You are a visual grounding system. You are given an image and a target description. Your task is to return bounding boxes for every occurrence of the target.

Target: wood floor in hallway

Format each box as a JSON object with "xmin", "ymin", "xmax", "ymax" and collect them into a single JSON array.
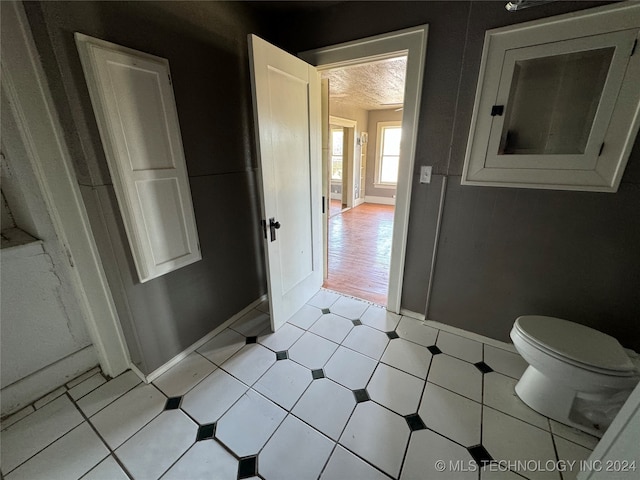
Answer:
[{"xmin": 323, "ymin": 202, "xmax": 395, "ymax": 305}]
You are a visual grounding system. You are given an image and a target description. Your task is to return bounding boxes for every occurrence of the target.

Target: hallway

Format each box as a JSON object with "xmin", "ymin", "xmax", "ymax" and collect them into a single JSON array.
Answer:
[{"xmin": 324, "ymin": 203, "xmax": 395, "ymax": 305}]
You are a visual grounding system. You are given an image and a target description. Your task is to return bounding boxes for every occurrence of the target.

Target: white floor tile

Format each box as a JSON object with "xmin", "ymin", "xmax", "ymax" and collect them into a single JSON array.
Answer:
[
  {"xmin": 342, "ymin": 325, "xmax": 389, "ymax": 360},
  {"xmin": 367, "ymin": 363, "xmax": 424, "ymax": 415},
  {"xmin": 115, "ymin": 410, "xmax": 196, "ymax": 480},
  {"xmin": 396, "ymin": 317, "xmax": 439, "ymax": 347},
  {"xmin": 181, "ymin": 368, "xmax": 247, "ymax": 424},
  {"xmin": 437, "ymin": 331, "xmax": 484, "ymax": 364},
  {"xmin": 254, "ymin": 360, "xmax": 312, "ymax": 410},
  {"xmin": 69, "ymin": 373, "xmax": 106, "ymax": 400},
  {"xmin": 197, "ymin": 328, "xmax": 245, "ymax": 366},
  {"xmin": 483, "ymin": 407, "xmax": 560, "ymax": 480},
  {"xmin": 329, "ymin": 296, "xmax": 369, "ymax": 320},
  {"xmin": 163, "ymin": 440, "xmax": 237, "ymax": 480},
  {"xmin": 1, "ymin": 395, "xmax": 83, "ymax": 473},
  {"xmin": 287, "ymin": 304, "xmax": 323, "ymax": 330},
  {"xmin": 309, "ymin": 313, "xmax": 354, "ymax": 343},
  {"xmin": 484, "ymin": 372, "xmax": 549, "ymax": 430},
  {"xmin": 230, "ymin": 308, "xmax": 270, "ymax": 336},
  {"xmin": 419, "ymin": 382, "xmax": 481, "ymax": 447},
  {"xmin": 77, "ymin": 370, "xmax": 141, "ymax": 417},
  {"xmin": 90, "ymin": 383, "xmax": 165, "ymax": 449},
  {"xmin": 360, "ymin": 305, "xmax": 401, "ymax": 332},
  {"xmin": 221, "ymin": 344, "xmax": 276, "ymax": 385},
  {"xmin": 81, "ymin": 456, "xmax": 128, "ymax": 480},
  {"xmin": 554, "ymin": 437, "xmax": 592, "ymax": 480},
  {"xmin": 321, "ymin": 445, "xmax": 390, "ymax": 480},
  {"xmin": 1, "ymin": 405, "xmax": 35, "ymax": 430},
  {"xmin": 549, "ymin": 420, "xmax": 599, "ymax": 450},
  {"xmin": 292, "ymin": 378, "xmax": 355, "ymax": 440},
  {"xmin": 428, "ymin": 354, "xmax": 483, "ymax": 402},
  {"xmin": 67, "ymin": 367, "xmax": 101, "ymax": 389},
  {"xmin": 401, "ymin": 429, "xmax": 477, "ymax": 480},
  {"xmin": 5, "ymin": 423, "xmax": 108, "ymax": 480},
  {"xmin": 324, "ymin": 346, "xmax": 377, "ymax": 390},
  {"xmin": 381, "ymin": 338, "xmax": 432, "ymax": 379},
  {"xmin": 260, "ymin": 415, "xmax": 334, "ymax": 480},
  {"xmin": 481, "ymin": 468, "xmax": 526, "ymax": 480},
  {"xmin": 153, "ymin": 352, "xmax": 216, "ymax": 397},
  {"xmin": 308, "ymin": 289, "xmax": 341, "ymax": 309},
  {"xmin": 484, "ymin": 345, "xmax": 528, "ymax": 379},
  {"xmin": 216, "ymin": 389, "xmax": 286, "ymax": 457},
  {"xmin": 288, "ymin": 331, "xmax": 338, "ymax": 369},
  {"xmin": 339, "ymin": 401, "xmax": 410, "ymax": 478},
  {"xmin": 259, "ymin": 323, "xmax": 305, "ymax": 352},
  {"xmin": 33, "ymin": 387, "xmax": 67, "ymax": 409}
]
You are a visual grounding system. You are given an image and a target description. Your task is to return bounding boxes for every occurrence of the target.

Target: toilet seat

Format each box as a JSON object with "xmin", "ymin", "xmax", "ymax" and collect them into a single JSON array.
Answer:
[{"xmin": 514, "ymin": 316, "xmax": 637, "ymax": 376}]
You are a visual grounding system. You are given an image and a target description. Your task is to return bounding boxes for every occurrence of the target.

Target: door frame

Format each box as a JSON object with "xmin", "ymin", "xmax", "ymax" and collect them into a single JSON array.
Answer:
[
  {"xmin": 301, "ymin": 25, "xmax": 428, "ymax": 313},
  {"xmin": 1, "ymin": 1, "xmax": 130, "ymax": 377},
  {"xmin": 329, "ymin": 115, "xmax": 358, "ymax": 209}
]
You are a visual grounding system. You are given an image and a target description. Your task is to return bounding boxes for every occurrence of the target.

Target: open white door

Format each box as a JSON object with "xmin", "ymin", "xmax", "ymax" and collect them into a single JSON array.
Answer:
[{"xmin": 248, "ymin": 35, "xmax": 323, "ymax": 331}]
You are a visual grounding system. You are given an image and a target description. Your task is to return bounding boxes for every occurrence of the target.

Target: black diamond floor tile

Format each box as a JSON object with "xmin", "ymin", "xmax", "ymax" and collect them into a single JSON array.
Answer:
[
  {"xmin": 386, "ymin": 331, "xmax": 399, "ymax": 339},
  {"xmin": 276, "ymin": 350, "xmax": 289, "ymax": 361},
  {"xmin": 164, "ymin": 396, "xmax": 182, "ymax": 410},
  {"xmin": 353, "ymin": 389, "xmax": 370, "ymax": 403},
  {"xmin": 427, "ymin": 345, "xmax": 442, "ymax": 355},
  {"xmin": 352, "ymin": 319, "xmax": 362, "ymax": 326},
  {"xmin": 405, "ymin": 413, "xmax": 427, "ymax": 431},
  {"xmin": 467, "ymin": 444, "xmax": 493, "ymax": 467},
  {"xmin": 312, "ymin": 369, "xmax": 325, "ymax": 380},
  {"xmin": 238, "ymin": 456, "xmax": 258, "ymax": 479},
  {"xmin": 322, "ymin": 308, "xmax": 331, "ymax": 314},
  {"xmin": 196, "ymin": 423, "xmax": 216, "ymax": 441},
  {"xmin": 246, "ymin": 336, "xmax": 257, "ymax": 344},
  {"xmin": 474, "ymin": 361, "xmax": 493, "ymax": 374}
]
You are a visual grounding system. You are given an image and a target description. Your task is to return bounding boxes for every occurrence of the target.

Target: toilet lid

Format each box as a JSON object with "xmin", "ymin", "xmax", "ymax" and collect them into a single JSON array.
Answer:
[{"xmin": 515, "ymin": 316, "xmax": 635, "ymax": 373}]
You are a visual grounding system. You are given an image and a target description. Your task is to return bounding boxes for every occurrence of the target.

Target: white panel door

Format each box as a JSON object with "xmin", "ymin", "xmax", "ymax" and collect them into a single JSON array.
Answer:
[
  {"xmin": 249, "ymin": 35, "xmax": 322, "ymax": 331},
  {"xmin": 75, "ymin": 34, "xmax": 201, "ymax": 282}
]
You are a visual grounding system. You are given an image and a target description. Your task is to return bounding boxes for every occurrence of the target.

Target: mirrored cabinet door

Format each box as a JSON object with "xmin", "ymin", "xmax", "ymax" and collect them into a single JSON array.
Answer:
[{"xmin": 462, "ymin": 3, "xmax": 640, "ymax": 192}]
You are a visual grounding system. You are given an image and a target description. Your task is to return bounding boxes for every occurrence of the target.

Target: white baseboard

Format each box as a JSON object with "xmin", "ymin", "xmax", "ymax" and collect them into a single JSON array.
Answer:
[
  {"xmin": 1, "ymin": 345, "xmax": 98, "ymax": 417},
  {"xmin": 354, "ymin": 198, "xmax": 365, "ymax": 207},
  {"xmin": 364, "ymin": 195, "xmax": 395, "ymax": 205},
  {"xmin": 330, "ymin": 193, "xmax": 342, "ymax": 200},
  {"xmin": 140, "ymin": 295, "xmax": 268, "ymax": 383},
  {"xmin": 399, "ymin": 309, "xmax": 516, "ymax": 353}
]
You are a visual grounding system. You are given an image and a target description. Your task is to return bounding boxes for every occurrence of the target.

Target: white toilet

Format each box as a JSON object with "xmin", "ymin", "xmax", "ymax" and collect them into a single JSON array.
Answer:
[{"xmin": 510, "ymin": 315, "xmax": 640, "ymax": 437}]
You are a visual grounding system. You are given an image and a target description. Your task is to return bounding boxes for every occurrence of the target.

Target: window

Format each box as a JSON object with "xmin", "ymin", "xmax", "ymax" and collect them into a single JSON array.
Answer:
[
  {"xmin": 375, "ymin": 122, "xmax": 402, "ymax": 186},
  {"xmin": 331, "ymin": 128, "xmax": 343, "ymax": 180}
]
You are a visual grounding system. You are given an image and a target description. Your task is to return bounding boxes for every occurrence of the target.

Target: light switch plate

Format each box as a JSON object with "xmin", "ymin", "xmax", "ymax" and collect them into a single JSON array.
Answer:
[{"xmin": 420, "ymin": 166, "xmax": 432, "ymax": 184}]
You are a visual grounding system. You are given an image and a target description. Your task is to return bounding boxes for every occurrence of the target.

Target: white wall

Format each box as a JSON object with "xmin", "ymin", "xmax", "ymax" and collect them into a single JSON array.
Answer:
[{"xmin": 0, "ymin": 106, "xmax": 98, "ymax": 416}]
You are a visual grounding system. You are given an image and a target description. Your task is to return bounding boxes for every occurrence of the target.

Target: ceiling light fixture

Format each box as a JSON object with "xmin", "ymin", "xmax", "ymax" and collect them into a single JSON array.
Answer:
[{"xmin": 505, "ymin": 0, "xmax": 555, "ymax": 12}]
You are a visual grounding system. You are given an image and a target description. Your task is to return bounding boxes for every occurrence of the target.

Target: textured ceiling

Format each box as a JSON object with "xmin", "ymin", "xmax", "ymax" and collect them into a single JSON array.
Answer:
[{"xmin": 322, "ymin": 56, "xmax": 407, "ymax": 111}]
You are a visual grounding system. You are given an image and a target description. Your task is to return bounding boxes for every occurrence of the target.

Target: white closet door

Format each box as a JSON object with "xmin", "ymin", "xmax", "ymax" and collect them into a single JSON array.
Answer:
[{"xmin": 76, "ymin": 34, "xmax": 201, "ymax": 282}]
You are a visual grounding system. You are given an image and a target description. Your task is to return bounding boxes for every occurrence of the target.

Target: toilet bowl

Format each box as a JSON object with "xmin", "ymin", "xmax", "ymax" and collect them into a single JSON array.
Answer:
[{"xmin": 510, "ymin": 315, "xmax": 640, "ymax": 437}]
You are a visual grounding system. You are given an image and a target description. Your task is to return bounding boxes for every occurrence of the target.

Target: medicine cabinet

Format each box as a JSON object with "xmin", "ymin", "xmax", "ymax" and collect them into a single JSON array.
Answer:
[{"xmin": 462, "ymin": 3, "xmax": 640, "ymax": 192}]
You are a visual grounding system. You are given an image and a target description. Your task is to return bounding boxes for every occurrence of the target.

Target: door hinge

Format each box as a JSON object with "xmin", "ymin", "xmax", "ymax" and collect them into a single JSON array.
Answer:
[
  {"xmin": 322, "ymin": 196, "xmax": 326, "ymax": 214},
  {"xmin": 631, "ymin": 39, "xmax": 637, "ymax": 57},
  {"xmin": 261, "ymin": 219, "xmax": 267, "ymax": 239},
  {"xmin": 599, "ymin": 142, "xmax": 605, "ymax": 157},
  {"xmin": 491, "ymin": 105, "xmax": 504, "ymax": 116},
  {"xmin": 168, "ymin": 74, "xmax": 172, "ymax": 85}
]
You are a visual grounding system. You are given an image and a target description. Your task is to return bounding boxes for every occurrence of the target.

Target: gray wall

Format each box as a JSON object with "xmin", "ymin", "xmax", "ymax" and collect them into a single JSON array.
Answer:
[
  {"xmin": 26, "ymin": 1, "xmax": 268, "ymax": 373},
  {"xmin": 272, "ymin": 1, "xmax": 640, "ymax": 350}
]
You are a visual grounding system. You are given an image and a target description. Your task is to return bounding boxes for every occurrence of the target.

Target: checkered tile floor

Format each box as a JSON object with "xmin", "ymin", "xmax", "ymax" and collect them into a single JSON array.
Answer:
[{"xmin": 0, "ymin": 290, "xmax": 599, "ymax": 480}]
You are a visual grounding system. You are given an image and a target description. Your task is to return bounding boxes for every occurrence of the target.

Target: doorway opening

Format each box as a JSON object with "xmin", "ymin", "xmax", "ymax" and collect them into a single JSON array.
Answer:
[{"xmin": 321, "ymin": 56, "xmax": 407, "ymax": 306}]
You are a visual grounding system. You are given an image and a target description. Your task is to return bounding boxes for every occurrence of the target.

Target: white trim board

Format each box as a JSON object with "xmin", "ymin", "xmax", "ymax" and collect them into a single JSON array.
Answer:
[
  {"xmin": 301, "ymin": 25, "xmax": 429, "ymax": 314},
  {"xmin": 136, "ymin": 295, "xmax": 267, "ymax": 383},
  {"xmin": 1, "ymin": 1, "xmax": 130, "ymax": 377},
  {"xmin": 364, "ymin": 196, "xmax": 396, "ymax": 206}
]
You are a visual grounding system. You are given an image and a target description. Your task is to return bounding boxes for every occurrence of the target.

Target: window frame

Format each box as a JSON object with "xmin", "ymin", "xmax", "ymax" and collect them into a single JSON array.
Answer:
[{"xmin": 374, "ymin": 121, "xmax": 402, "ymax": 188}]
